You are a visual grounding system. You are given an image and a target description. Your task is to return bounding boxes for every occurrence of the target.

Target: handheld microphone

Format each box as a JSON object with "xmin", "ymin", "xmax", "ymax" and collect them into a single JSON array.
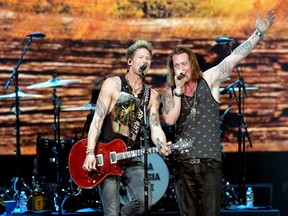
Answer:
[
  {"xmin": 26, "ymin": 32, "xmax": 46, "ymax": 39},
  {"xmin": 220, "ymin": 80, "xmax": 240, "ymax": 95},
  {"xmin": 176, "ymin": 73, "xmax": 185, "ymax": 80},
  {"xmin": 215, "ymin": 37, "xmax": 235, "ymax": 45}
]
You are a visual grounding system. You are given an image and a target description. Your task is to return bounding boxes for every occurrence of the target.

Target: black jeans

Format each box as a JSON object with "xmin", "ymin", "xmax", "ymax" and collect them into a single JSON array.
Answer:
[{"xmin": 174, "ymin": 158, "xmax": 222, "ymax": 216}]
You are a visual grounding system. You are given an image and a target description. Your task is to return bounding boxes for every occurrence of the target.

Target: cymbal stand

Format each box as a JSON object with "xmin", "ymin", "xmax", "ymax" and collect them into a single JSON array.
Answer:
[
  {"xmin": 50, "ymin": 74, "xmax": 63, "ymax": 214},
  {"xmin": 4, "ymin": 36, "xmax": 33, "ymax": 204}
]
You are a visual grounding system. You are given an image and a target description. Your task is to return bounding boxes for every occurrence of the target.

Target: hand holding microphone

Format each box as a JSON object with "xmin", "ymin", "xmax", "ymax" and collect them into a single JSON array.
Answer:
[
  {"xmin": 177, "ymin": 73, "xmax": 185, "ymax": 80},
  {"xmin": 175, "ymin": 70, "xmax": 186, "ymax": 80}
]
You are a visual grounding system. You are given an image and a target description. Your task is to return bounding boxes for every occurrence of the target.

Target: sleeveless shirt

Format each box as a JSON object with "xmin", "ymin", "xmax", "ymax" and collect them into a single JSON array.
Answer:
[
  {"xmin": 175, "ymin": 78, "xmax": 222, "ymax": 162},
  {"xmin": 98, "ymin": 75, "xmax": 149, "ymax": 151}
]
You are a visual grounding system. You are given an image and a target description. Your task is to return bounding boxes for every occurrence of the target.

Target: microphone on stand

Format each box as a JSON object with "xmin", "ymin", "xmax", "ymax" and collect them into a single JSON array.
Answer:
[
  {"xmin": 220, "ymin": 80, "xmax": 240, "ymax": 95},
  {"xmin": 138, "ymin": 63, "xmax": 148, "ymax": 78},
  {"xmin": 215, "ymin": 37, "xmax": 235, "ymax": 45},
  {"xmin": 26, "ymin": 32, "xmax": 46, "ymax": 39}
]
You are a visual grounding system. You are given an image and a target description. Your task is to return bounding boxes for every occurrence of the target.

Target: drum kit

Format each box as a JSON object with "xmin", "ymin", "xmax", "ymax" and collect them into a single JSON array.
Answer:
[{"xmin": 1, "ymin": 73, "xmax": 98, "ymax": 212}]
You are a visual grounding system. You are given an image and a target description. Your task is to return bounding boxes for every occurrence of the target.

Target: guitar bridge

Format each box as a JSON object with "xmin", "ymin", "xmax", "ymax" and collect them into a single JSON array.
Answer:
[{"xmin": 110, "ymin": 151, "xmax": 117, "ymax": 164}]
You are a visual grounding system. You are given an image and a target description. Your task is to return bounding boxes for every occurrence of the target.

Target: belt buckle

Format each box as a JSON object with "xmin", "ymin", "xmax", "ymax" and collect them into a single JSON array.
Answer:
[{"xmin": 190, "ymin": 158, "xmax": 200, "ymax": 165}]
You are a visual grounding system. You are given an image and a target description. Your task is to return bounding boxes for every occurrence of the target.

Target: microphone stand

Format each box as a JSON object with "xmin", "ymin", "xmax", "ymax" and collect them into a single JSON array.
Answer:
[
  {"xmin": 4, "ymin": 37, "xmax": 33, "ymax": 203},
  {"xmin": 50, "ymin": 73, "xmax": 63, "ymax": 215},
  {"xmin": 141, "ymin": 73, "xmax": 149, "ymax": 216},
  {"xmin": 226, "ymin": 42, "xmax": 253, "ymax": 204}
]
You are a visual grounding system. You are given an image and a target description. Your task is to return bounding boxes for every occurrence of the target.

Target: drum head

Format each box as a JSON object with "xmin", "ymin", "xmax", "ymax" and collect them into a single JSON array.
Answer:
[{"xmin": 120, "ymin": 153, "xmax": 169, "ymax": 206}]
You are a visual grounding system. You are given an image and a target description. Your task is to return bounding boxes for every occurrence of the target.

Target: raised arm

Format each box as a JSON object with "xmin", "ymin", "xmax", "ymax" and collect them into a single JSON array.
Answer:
[{"xmin": 204, "ymin": 9, "xmax": 276, "ymax": 101}]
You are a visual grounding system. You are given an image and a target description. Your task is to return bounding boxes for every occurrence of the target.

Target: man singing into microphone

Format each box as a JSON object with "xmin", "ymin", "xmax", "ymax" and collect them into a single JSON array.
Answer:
[
  {"xmin": 82, "ymin": 40, "xmax": 171, "ymax": 216},
  {"xmin": 161, "ymin": 9, "xmax": 275, "ymax": 216}
]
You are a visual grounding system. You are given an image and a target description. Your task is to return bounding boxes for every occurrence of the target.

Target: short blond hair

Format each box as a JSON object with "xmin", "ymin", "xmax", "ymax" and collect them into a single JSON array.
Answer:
[{"xmin": 126, "ymin": 40, "xmax": 154, "ymax": 60}]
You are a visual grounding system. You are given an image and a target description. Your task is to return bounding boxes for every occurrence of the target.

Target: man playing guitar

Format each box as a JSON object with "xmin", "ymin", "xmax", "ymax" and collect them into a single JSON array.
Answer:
[{"xmin": 81, "ymin": 40, "xmax": 171, "ymax": 216}]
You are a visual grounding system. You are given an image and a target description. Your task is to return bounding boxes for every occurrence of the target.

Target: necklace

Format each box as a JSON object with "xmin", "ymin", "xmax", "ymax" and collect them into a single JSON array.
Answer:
[
  {"xmin": 183, "ymin": 90, "xmax": 197, "ymax": 118},
  {"xmin": 125, "ymin": 75, "xmax": 142, "ymax": 97}
]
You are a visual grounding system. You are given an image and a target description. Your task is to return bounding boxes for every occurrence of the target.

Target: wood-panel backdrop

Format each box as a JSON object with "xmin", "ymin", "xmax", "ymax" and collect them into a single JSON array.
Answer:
[
  {"xmin": 0, "ymin": 37, "xmax": 287, "ymax": 155},
  {"xmin": 0, "ymin": 0, "xmax": 287, "ymax": 156}
]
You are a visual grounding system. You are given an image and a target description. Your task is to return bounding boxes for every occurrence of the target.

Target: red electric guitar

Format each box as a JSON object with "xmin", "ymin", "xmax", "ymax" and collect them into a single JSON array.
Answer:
[{"xmin": 68, "ymin": 138, "xmax": 192, "ymax": 188}]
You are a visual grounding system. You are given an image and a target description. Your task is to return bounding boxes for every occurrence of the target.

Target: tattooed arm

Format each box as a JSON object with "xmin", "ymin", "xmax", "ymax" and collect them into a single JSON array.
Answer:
[
  {"xmin": 149, "ymin": 89, "xmax": 171, "ymax": 156},
  {"xmin": 83, "ymin": 76, "xmax": 121, "ymax": 171},
  {"xmin": 161, "ymin": 86, "xmax": 182, "ymax": 125},
  {"xmin": 204, "ymin": 9, "xmax": 275, "ymax": 102}
]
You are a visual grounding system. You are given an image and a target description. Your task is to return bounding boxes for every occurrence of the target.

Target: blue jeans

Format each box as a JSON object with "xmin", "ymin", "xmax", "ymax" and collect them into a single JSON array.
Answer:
[
  {"xmin": 174, "ymin": 159, "xmax": 222, "ymax": 216},
  {"xmin": 98, "ymin": 160, "xmax": 151, "ymax": 216}
]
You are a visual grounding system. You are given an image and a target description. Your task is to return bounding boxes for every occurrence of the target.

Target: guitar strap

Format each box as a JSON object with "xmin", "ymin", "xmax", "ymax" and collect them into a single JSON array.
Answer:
[{"xmin": 128, "ymin": 83, "xmax": 150, "ymax": 148}]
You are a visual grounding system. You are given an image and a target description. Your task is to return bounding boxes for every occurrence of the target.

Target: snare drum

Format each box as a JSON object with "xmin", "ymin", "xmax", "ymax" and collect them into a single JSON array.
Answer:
[{"xmin": 120, "ymin": 153, "xmax": 169, "ymax": 206}]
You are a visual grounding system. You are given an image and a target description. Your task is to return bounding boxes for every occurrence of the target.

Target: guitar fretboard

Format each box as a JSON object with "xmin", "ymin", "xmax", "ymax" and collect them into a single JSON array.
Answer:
[{"xmin": 116, "ymin": 146, "xmax": 159, "ymax": 161}]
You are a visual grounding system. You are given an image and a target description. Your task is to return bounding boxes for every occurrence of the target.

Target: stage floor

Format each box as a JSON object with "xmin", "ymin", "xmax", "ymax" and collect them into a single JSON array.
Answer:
[{"xmin": 1, "ymin": 209, "xmax": 280, "ymax": 216}]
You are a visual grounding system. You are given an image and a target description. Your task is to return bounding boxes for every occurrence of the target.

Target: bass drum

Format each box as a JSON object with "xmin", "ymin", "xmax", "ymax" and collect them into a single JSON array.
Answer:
[{"xmin": 120, "ymin": 153, "xmax": 169, "ymax": 206}]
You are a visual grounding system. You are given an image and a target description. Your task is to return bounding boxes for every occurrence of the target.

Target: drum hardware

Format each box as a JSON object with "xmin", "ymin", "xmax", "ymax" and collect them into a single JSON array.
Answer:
[
  {"xmin": 61, "ymin": 181, "xmax": 102, "ymax": 212},
  {"xmin": 27, "ymin": 73, "xmax": 80, "ymax": 213}
]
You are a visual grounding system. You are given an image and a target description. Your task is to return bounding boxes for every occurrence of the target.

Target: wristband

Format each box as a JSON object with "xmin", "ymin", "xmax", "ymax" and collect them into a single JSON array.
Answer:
[
  {"xmin": 86, "ymin": 149, "xmax": 95, "ymax": 156},
  {"xmin": 173, "ymin": 89, "xmax": 183, "ymax": 97},
  {"xmin": 254, "ymin": 29, "xmax": 264, "ymax": 39}
]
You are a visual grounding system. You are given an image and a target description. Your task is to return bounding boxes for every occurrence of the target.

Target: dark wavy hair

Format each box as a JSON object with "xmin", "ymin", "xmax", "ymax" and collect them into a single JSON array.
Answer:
[{"xmin": 166, "ymin": 45, "xmax": 202, "ymax": 87}]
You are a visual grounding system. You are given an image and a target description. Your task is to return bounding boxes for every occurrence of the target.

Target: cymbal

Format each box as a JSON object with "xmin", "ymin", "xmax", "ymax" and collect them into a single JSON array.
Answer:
[
  {"xmin": 0, "ymin": 90, "xmax": 43, "ymax": 99},
  {"xmin": 27, "ymin": 78, "xmax": 80, "ymax": 89},
  {"xmin": 62, "ymin": 103, "xmax": 95, "ymax": 111}
]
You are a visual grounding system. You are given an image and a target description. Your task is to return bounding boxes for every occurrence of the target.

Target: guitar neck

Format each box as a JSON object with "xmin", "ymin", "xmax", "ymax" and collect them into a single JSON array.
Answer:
[
  {"xmin": 116, "ymin": 142, "xmax": 183, "ymax": 161},
  {"xmin": 116, "ymin": 146, "xmax": 159, "ymax": 161}
]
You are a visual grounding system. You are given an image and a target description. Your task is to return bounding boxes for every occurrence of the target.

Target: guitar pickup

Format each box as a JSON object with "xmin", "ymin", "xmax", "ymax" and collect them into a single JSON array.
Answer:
[
  {"xmin": 110, "ymin": 152, "xmax": 117, "ymax": 164},
  {"xmin": 96, "ymin": 154, "xmax": 103, "ymax": 166}
]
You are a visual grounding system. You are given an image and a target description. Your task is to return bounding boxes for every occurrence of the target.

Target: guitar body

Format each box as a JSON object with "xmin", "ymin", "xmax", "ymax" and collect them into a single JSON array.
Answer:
[{"xmin": 69, "ymin": 138, "xmax": 127, "ymax": 188}]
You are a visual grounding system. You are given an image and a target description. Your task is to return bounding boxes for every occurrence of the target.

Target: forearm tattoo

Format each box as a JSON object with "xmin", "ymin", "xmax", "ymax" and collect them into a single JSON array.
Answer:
[
  {"xmin": 95, "ymin": 98, "xmax": 106, "ymax": 119},
  {"xmin": 156, "ymin": 137, "xmax": 164, "ymax": 146},
  {"xmin": 162, "ymin": 90, "xmax": 174, "ymax": 115},
  {"xmin": 150, "ymin": 111, "xmax": 160, "ymax": 127},
  {"xmin": 92, "ymin": 98, "xmax": 107, "ymax": 141},
  {"xmin": 234, "ymin": 41, "xmax": 252, "ymax": 55}
]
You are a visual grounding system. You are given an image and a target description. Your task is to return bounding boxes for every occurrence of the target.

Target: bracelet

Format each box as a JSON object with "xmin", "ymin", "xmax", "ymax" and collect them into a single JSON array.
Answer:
[
  {"xmin": 173, "ymin": 89, "xmax": 183, "ymax": 97},
  {"xmin": 86, "ymin": 149, "xmax": 95, "ymax": 156},
  {"xmin": 254, "ymin": 29, "xmax": 264, "ymax": 39}
]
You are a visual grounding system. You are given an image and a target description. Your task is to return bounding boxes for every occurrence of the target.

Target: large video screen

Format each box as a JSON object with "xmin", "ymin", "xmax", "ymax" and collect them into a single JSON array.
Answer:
[{"xmin": 0, "ymin": 0, "xmax": 287, "ymax": 155}]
